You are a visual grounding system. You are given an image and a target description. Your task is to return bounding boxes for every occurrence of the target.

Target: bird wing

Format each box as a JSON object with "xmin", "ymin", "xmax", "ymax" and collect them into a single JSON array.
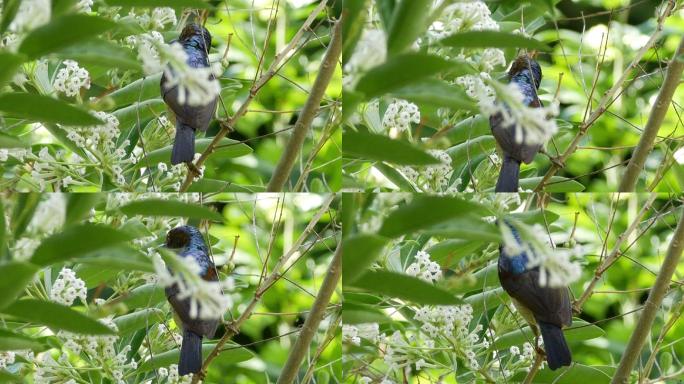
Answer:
[{"xmin": 500, "ymin": 267, "xmax": 572, "ymax": 328}]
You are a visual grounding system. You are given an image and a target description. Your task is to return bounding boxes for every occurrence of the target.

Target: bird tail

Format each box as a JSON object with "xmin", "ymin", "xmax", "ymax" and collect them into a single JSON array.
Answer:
[
  {"xmin": 179, "ymin": 328, "xmax": 203, "ymax": 376},
  {"xmin": 539, "ymin": 321, "xmax": 571, "ymax": 370},
  {"xmin": 495, "ymin": 155, "xmax": 520, "ymax": 192},
  {"xmin": 171, "ymin": 122, "xmax": 195, "ymax": 165}
]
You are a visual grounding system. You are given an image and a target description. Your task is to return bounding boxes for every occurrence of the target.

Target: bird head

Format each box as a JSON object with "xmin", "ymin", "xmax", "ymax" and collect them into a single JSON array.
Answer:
[
  {"xmin": 165, "ymin": 225, "xmax": 205, "ymax": 250},
  {"xmin": 508, "ymin": 55, "xmax": 542, "ymax": 89},
  {"xmin": 498, "ymin": 219, "xmax": 530, "ymax": 275},
  {"xmin": 179, "ymin": 23, "xmax": 212, "ymax": 52}
]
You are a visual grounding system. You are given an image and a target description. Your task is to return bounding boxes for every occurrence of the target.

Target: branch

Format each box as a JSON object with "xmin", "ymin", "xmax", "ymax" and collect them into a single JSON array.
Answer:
[
  {"xmin": 611, "ymin": 202, "xmax": 684, "ymax": 384},
  {"xmin": 573, "ymin": 193, "xmax": 658, "ymax": 313},
  {"xmin": 523, "ymin": 351, "xmax": 544, "ymax": 384},
  {"xmin": 276, "ymin": 241, "xmax": 342, "ymax": 384},
  {"xmin": 179, "ymin": 0, "xmax": 329, "ymax": 192},
  {"xmin": 619, "ymin": 34, "xmax": 684, "ymax": 191},
  {"xmin": 267, "ymin": 18, "xmax": 342, "ymax": 192},
  {"xmin": 534, "ymin": 0, "xmax": 676, "ymax": 192},
  {"xmin": 190, "ymin": 194, "xmax": 336, "ymax": 383}
]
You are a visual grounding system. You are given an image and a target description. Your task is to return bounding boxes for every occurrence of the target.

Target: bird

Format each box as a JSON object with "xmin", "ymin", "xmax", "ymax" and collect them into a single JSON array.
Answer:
[
  {"xmin": 490, "ymin": 55, "xmax": 544, "ymax": 192},
  {"xmin": 497, "ymin": 220, "xmax": 572, "ymax": 370},
  {"xmin": 164, "ymin": 225, "xmax": 220, "ymax": 376},
  {"xmin": 161, "ymin": 23, "xmax": 218, "ymax": 166}
]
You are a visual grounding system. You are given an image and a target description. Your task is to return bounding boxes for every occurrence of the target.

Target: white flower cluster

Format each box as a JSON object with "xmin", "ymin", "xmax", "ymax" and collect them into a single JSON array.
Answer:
[
  {"xmin": 127, "ymin": 31, "xmax": 165, "ymax": 74},
  {"xmin": 11, "ymin": 194, "xmax": 65, "ymax": 260},
  {"xmin": 499, "ymin": 221, "xmax": 582, "ymax": 287},
  {"xmin": 58, "ymin": 318, "xmax": 137, "ymax": 383},
  {"xmin": 157, "ymin": 364, "xmax": 193, "ymax": 383},
  {"xmin": 9, "ymin": 0, "xmax": 50, "ymax": 33},
  {"xmin": 50, "ymin": 267, "xmax": 87, "ymax": 306},
  {"xmin": 382, "ymin": 99, "xmax": 420, "ymax": 135},
  {"xmin": 76, "ymin": 0, "xmax": 93, "ymax": 13},
  {"xmin": 400, "ymin": 150, "xmax": 460, "ymax": 194},
  {"xmin": 344, "ymin": 28, "xmax": 387, "ymax": 88},
  {"xmin": 153, "ymin": 251, "xmax": 232, "ymax": 320},
  {"xmin": 405, "ymin": 250, "xmax": 442, "ymax": 282},
  {"xmin": 0, "ymin": 351, "xmax": 15, "ymax": 369},
  {"xmin": 481, "ymin": 81, "xmax": 559, "ymax": 146},
  {"xmin": 0, "ymin": 148, "xmax": 28, "ymax": 162},
  {"xmin": 130, "ymin": 7, "xmax": 177, "ymax": 30},
  {"xmin": 342, "ymin": 323, "xmax": 379, "ymax": 346},
  {"xmin": 428, "ymin": 1, "xmax": 499, "ymax": 41},
  {"xmin": 53, "ymin": 60, "xmax": 91, "ymax": 98},
  {"xmin": 34, "ymin": 353, "xmax": 79, "ymax": 384}
]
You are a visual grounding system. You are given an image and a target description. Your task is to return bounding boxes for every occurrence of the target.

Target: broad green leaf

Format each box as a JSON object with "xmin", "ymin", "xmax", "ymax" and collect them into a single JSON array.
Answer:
[
  {"xmin": 31, "ymin": 224, "xmax": 136, "ymax": 266},
  {"xmin": 427, "ymin": 239, "xmax": 484, "ymax": 266},
  {"xmin": 378, "ymin": 195, "xmax": 486, "ymax": 238},
  {"xmin": 0, "ymin": 52, "xmax": 25, "ymax": 87},
  {"xmin": 0, "ymin": 262, "xmax": 38, "ymax": 310},
  {"xmin": 118, "ymin": 199, "xmax": 224, "ymax": 221},
  {"xmin": 447, "ymin": 135, "xmax": 496, "ymax": 167},
  {"xmin": 510, "ymin": 209, "xmax": 560, "ymax": 225},
  {"xmin": 105, "ymin": 0, "xmax": 212, "ymax": 7},
  {"xmin": 373, "ymin": 162, "xmax": 419, "ymax": 192},
  {"xmin": 55, "ymin": 39, "xmax": 142, "ymax": 72},
  {"xmin": 0, "ymin": 200, "xmax": 4, "ymax": 257},
  {"xmin": 137, "ymin": 343, "xmax": 253, "ymax": 373},
  {"xmin": 112, "ymin": 99, "xmax": 166, "ymax": 131},
  {"xmin": 139, "ymin": 137, "xmax": 252, "ymax": 168},
  {"xmin": 355, "ymin": 53, "xmax": 472, "ymax": 99},
  {"xmin": 392, "ymin": 79, "xmax": 478, "ymax": 113},
  {"xmin": 492, "ymin": 319, "xmax": 604, "ymax": 351},
  {"xmin": 0, "ymin": 0, "xmax": 20, "ymax": 33},
  {"xmin": 386, "ymin": 0, "xmax": 432, "ymax": 56},
  {"xmin": 10, "ymin": 193, "xmax": 41, "ymax": 239},
  {"xmin": 123, "ymin": 283, "xmax": 166, "ymax": 309},
  {"xmin": 78, "ymin": 245, "xmax": 154, "ymax": 273},
  {"xmin": 349, "ymin": 270, "xmax": 463, "ymax": 305},
  {"xmin": 439, "ymin": 31, "xmax": 551, "ymax": 50},
  {"xmin": 187, "ymin": 179, "xmax": 266, "ymax": 193},
  {"xmin": 107, "ymin": 73, "xmax": 163, "ymax": 109},
  {"xmin": 0, "ymin": 329, "xmax": 47, "ymax": 351},
  {"xmin": 0, "ymin": 132, "xmax": 29, "ymax": 148},
  {"xmin": 19, "ymin": 15, "xmax": 117, "ymax": 59},
  {"xmin": 113, "ymin": 308, "xmax": 164, "ymax": 335},
  {"xmin": 511, "ymin": 364, "xmax": 615, "ymax": 384},
  {"xmin": 342, "ymin": 302, "xmax": 391, "ymax": 324},
  {"xmin": 464, "ymin": 287, "xmax": 507, "ymax": 312},
  {"xmin": 0, "ymin": 93, "xmax": 103, "ymax": 126},
  {"xmin": 65, "ymin": 194, "xmax": 103, "ymax": 225},
  {"xmin": 518, "ymin": 176, "xmax": 585, "ymax": 192},
  {"xmin": 343, "ymin": 234, "xmax": 389, "ymax": 284},
  {"xmin": 342, "ymin": 0, "xmax": 369, "ymax": 61},
  {"xmin": 1, "ymin": 299, "xmax": 116, "ymax": 335},
  {"xmin": 0, "ymin": 370, "xmax": 22, "ymax": 383},
  {"xmin": 422, "ymin": 214, "xmax": 501, "ymax": 242},
  {"xmin": 449, "ymin": 263, "xmax": 499, "ymax": 294},
  {"xmin": 447, "ymin": 115, "xmax": 490, "ymax": 144},
  {"xmin": 344, "ymin": 131, "xmax": 439, "ymax": 165}
]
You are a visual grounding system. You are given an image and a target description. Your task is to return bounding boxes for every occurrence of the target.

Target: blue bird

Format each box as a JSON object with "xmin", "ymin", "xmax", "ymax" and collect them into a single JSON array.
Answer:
[
  {"xmin": 161, "ymin": 23, "xmax": 218, "ymax": 166},
  {"xmin": 164, "ymin": 225, "xmax": 220, "ymax": 376},
  {"xmin": 490, "ymin": 55, "xmax": 544, "ymax": 192},
  {"xmin": 497, "ymin": 220, "xmax": 572, "ymax": 370}
]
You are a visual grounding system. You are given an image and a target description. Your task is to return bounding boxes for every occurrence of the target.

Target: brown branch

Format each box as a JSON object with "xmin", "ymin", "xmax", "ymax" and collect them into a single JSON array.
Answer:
[
  {"xmin": 276, "ymin": 241, "xmax": 342, "ymax": 384},
  {"xmin": 619, "ymin": 34, "xmax": 684, "ymax": 191},
  {"xmin": 179, "ymin": 0, "xmax": 329, "ymax": 192},
  {"xmin": 523, "ymin": 351, "xmax": 545, "ymax": 384},
  {"xmin": 534, "ymin": 0, "xmax": 676, "ymax": 192},
  {"xmin": 611, "ymin": 200, "xmax": 684, "ymax": 384}
]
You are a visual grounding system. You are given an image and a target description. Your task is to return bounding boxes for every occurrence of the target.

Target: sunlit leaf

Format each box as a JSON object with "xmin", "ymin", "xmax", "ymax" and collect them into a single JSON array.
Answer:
[
  {"xmin": 0, "ymin": 93, "xmax": 103, "ymax": 126},
  {"xmin": 349, "ymin": 270, "xmax": 463, "ymax": 305},
  {"xmin": 0, "ymin": 262, "xmax": 39, "ymax": 310},
  {"xmin": 1, "ymin": 299, "xmax": 116, "ymax": 335},
  {"xmin": 344, "ymin": 130, "xmax": 439, "ymax": 165},
  {"xmin": 343, "ymin": 234, "xmax": 389, "ymax": 284}
]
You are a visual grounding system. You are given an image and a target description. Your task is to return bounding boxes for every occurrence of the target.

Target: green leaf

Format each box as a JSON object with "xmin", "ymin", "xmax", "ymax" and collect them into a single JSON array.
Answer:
[
  {"xmin": 342, "ymin": 0, "xmax": 369, "ymax": 61},
  {"xmin": 10, "ymin": 193, "xmax": 41, "ymax": 239},
  {"xmin": 343, "ymin": 234, "xmax": 388, "ymax": 284},
  {"xmin": 65, "ymin": 194, "xmax": 103, "ymax": 226},
  {"xmin": 123, "ymin": 283, "xmax": 166, "ymax": 309},
  {"xmin": 421, "ymin": 214, "xmax": 501, "ymax": 242},
  {"xmin": 187, "ymin": 179, "xmax": 266, "ymax": 193},
  {"xmin": 0, "ymin": 131, "xmax": 29, "ymax": 148},
  {"xmin": 105, "ymin": 0, "xmax": 212, "ymax": 7},
  {"xmin": 106, "ymin": 73, "xmax": 163, "ymax": 109},
  {"xmin": 342, "ymin": 302, "xmax": 391, "ymax": 324},
  {"xmin": 386, "ymin": 0, "xmax": 432, "ymax": 56},
  {"xmin": 349, "ymin": 270, "xmax": 463, "ymax": 305},
  {"xmin": 447, "ymin": 136, "xmax": 496, "ymax": 167},
  {"xmin": 518, "ymin": 176, "xmax": 585, "ymax": 192},
  {"xmin": 0, "ymin": 93, "xmax": 103, "ymax": 126},
  {"xmin": 43, "ymin": 123, "xmax": 88, "ymax": 158},
  {"xmin": 392, "ymin": 79, "xmax": 478, "ymax": 113},
  {"xmin": 464, "ymin": 287, "xmax": 507, "ymax": 312},
  {"xmin": 449, "ymin": 263, "xmax": 499, "ymax": 294},
  {"xmin": 427, "ymin": 239, "xmax": 484, "ymax": 266},
  {"xmin": 378, "ymin": 195, "xmax": 486, "ymax": 237},
  {"xmin": 0, "ymin": 200, "xmax": 4, "ymax": 257},
  {"xmin": 0, "ymin": 0, "xmax": 20, "ymax": 33},
  {"xmin": 492, "ymin": 319, "xmax": 604, "ymax": 351},
  {"xmin": 0, "ymin": 299, "xmax": 116, "ymax": 335},
  {"xmin": 55, "ymin": 38, "xmax": 142, "ymax": 72},
  {"xmin": 112, "ymin": 99, "xmax": 166, "ymax": 131},
  {"xmin": 0, "ymin": 329, "xmax": 46, "ymax": 351},
  {"xmin": 0, "ymin": 262, "xmax": 38, "ymax": 310},
  {"xmin": 113, "ymin": 308, "xmax": 164, "ymax": 335},
  {"xmin": 344, "ymin": 130, "xmax": 439, "ymax": 165},
  {"xmin": 355, "ymin": 53, "xmax": 471, "ymax": 99},
  {"xmin": 118, "ymin": 199, "xmax": 223, "ymax": 221},
  {"xmin": 373, "ymin": 162, "xmax": 418, "ymax": 192},
  {"xmin": 439, "ymin": 31, "xmax": 550, "ymax": 51},
  {"xmin": 78, "ymin": 245, "xmax": 154, "ymax": 273},
  {"xmin": 139, "ymin": 137, "xmax": 252, "ymax": 168},
  {"xmin": 510, "ymin": 364, "xmax": 615, "ymax": 384},
  {"xmin": 0, "ymin": 52, "xmax": 25, "ymax": 87},
  {"xmin": 31, "ymin": 224, "xmax": 135, "ymax": 266},
  {"xmin": 137, "ymin": 343, "xmax": 253, "ymax": 373},
  {"xmin": 19, "ymin": 15, "xmax": 117, "ymax": 59}
]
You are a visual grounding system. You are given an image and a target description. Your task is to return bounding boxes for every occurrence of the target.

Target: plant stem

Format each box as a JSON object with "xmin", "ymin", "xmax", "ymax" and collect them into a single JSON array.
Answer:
[
  {"xmin": 619, "ymin": 34, "xmax": 684, "ymax": 191},
  {"xmin": 523, "ymin": 351, "xmax": 544, "ymax": 384},
  {"xmin": 266, "ymin": 18, "xmax": 342, "ymax": 192},
  {"xmin": 611, "ymin": 203, "xmax": 684, "ymax": 384},
  {"xmin": 277, "ymin": 242, "xmax": 342, "ymax": 384}
]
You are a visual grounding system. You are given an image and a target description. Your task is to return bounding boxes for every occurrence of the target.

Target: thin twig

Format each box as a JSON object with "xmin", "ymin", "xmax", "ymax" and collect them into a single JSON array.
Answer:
[{"xmin": 522, "ymin": 351, "xmax": 544, "ymax": 384}]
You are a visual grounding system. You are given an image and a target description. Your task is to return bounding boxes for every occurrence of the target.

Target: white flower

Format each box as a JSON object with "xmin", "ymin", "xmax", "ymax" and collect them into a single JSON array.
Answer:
[
  {"xmin": 151, "ymin": 7, "xmax": 177, "ymax": 30},
  {"xmin": 50, "ymin": 267, "xmax": 87, "ymax": 306},
  {"xmin": 28, "ymin": 193, "xmax": 66, "ymax": 235},
  {"xmin": 382, "ymin": 99, "xmax": 420, "ymax": 134},
  {"xmin": 161, "ymin": 43, "xmax": 221, "ymax": 107},
  {"xmin": 9, "ymin": 0, "xmax": 50, "ymax": 33},
  {"xmin": 0, "ymin": 351, "xmax": 15, "ymax": 369},
  {"xmin": 53, "ymin": 60, "xmax": 91, "ymax": 97},
  {"xmin": 342, "ymin": 324, "xmax": 361, "ymax": 346},
  {"xmin": 428, "ymin": 1, "xmax": 499, "ymax": 41},
  {"xmin": 405, "ymin": 250, "xmax": 442, "ymax": 283},
  {"xmin": 344, "ymin": 28, "xmax": 387, "ymax": 88},
  {"xmin": 77, "ymin": 0, "xmax": 93, "ymax": 12}
]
